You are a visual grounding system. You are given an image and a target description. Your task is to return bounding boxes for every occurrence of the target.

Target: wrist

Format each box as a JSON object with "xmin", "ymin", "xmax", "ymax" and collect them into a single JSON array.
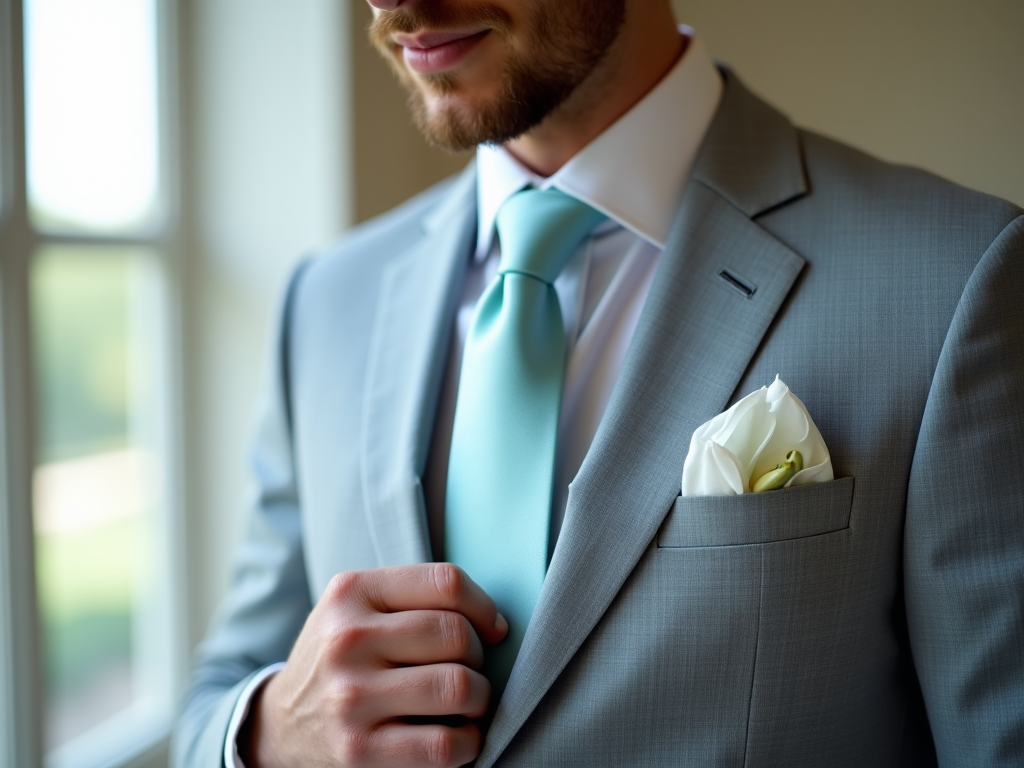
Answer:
[{"xmin": 236, "ymin": 669, "xmax": 284, "ymax": 768}]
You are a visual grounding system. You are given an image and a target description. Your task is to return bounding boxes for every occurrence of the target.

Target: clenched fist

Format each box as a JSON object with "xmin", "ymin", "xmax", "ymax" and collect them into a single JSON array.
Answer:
[{"xmin": 240, "ymin": 563, "xmax": 508, "ymax": 768}]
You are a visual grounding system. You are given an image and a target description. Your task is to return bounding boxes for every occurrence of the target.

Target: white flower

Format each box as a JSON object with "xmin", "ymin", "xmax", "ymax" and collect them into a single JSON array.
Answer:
[{"xmin": 681, "ymin": 376, "xmax": 833, "ymax": 496}]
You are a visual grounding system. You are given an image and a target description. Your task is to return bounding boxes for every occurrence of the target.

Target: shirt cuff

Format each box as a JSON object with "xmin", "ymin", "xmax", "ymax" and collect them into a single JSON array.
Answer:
[{"xmin": 223, "ymin": 662, "xmax": 286, "ymax": 768}]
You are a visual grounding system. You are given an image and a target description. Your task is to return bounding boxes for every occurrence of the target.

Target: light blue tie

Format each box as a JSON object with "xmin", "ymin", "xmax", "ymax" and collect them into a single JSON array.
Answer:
[{"xmin": 445, "ymin": 188, "xmax": 605, "ymax": 698}]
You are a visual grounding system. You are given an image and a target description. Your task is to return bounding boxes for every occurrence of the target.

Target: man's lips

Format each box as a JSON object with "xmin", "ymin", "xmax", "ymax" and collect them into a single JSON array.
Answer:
[{"xmin": 396, "ymin": 28, "xmax": 491, "ymax": 75}]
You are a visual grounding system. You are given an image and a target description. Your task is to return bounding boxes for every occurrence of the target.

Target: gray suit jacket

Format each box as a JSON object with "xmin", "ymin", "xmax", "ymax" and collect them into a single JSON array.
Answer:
[{"xmin": 173, "ymin": 70, "xmax": 1024, "ymax": 766}]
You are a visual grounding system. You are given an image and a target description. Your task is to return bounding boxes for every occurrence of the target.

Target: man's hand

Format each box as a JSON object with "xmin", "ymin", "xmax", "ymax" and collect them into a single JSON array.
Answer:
[{"xmin": 241, "ymin": 563, "xmax": 508, "ymax": 768}]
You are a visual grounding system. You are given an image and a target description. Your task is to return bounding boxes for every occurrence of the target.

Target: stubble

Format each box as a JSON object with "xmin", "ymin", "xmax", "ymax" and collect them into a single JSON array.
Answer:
[{"xmin": 368, "ymin": 0, "xmax": 626, "ymax": 152}]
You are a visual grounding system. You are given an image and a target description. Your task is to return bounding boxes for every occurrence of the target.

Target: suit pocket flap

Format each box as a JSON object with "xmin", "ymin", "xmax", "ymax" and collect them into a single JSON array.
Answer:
[{"xmin": 658, "ymin": 476, "xmax": 855, "ymax": 548}]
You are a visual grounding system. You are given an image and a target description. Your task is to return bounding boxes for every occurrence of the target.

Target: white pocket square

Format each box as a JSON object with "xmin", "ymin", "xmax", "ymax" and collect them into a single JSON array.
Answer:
[{"xmin": 681, "ymin": 375, "xmax": 833, "ymax": 496}]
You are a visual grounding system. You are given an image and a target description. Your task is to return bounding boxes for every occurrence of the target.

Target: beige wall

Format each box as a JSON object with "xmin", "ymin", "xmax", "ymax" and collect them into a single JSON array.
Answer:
[
  {"xmin": 349, "ymin": 0, "xmax": 1024, "ymax": 218},
  {"xmin": 672, "ymin": 0, "xmax": 1024, "ymax": 207}
]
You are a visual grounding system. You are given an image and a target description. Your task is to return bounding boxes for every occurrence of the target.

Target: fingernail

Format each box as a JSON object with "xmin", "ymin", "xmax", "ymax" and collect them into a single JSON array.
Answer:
[{"xmin": 495, "ymin": 612, "xmax": 508, "ymax": 633}]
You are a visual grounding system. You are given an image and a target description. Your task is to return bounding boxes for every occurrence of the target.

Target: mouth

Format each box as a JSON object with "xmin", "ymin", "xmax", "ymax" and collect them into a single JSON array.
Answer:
[{"xmin": 395, "ymin": 28, "xmax": 491, "ymax": 75}]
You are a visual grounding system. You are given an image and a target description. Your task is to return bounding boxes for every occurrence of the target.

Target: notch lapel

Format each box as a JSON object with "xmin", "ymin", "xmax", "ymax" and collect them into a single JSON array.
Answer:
[
  {"xmin": 478, "ymin": 72, "xmax": 809, "ymax": 766},
  {"xmin": 360, "ymin": 167, "xmax": 477, "ymax": 566}
]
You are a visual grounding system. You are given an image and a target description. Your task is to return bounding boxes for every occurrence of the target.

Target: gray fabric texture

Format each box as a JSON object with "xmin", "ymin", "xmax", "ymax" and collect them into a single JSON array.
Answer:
[
  {"xmin": 659, "ymin": 476, "xmax": 854, "ymax": 547},
  {"xmin": 172, "ymin": 68, "xmax": 1024, "ymax": 767}
]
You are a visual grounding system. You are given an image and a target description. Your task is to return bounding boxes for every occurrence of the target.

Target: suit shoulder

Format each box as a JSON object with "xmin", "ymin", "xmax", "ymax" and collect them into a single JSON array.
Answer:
[
  {"xmin": 301, "ymin": 167, "xmax": 470, "ymax": 286},
  {"xmin": 760, "ymin": 129, "xmax": 1022, "ymax": 280},
  {"xmin": 796, "ymin": 129, "xmax": 1022, "ymax": 236},
  {"xmin": 282, "ymin": 166, "xmax": 473, "ymax": 337}
]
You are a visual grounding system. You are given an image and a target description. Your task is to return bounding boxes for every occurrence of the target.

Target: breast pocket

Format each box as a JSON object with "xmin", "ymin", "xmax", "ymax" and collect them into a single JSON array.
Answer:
[{"xmin": 657, "ymin": 476, "xmax": 855, "ymax": 548}]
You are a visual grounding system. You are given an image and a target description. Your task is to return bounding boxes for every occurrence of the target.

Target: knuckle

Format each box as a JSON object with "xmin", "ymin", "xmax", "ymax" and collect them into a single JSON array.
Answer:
[
  {"xmin": 329, "ymin": 621, "xmax": 369, "ymax": 659},
  {"xmin": 437, "ymin": 665, "xmax": 471, "ymax": 710},
  {"xmin": 425, "ymin": 728, "xmax": 456, "ymax": 767},
  {"xmin": 338, "ymin": 729, "xmax": 371, "ymax": 766},
  {"xmin": 327, "ymin": 571, "xmax": 362, "ymax": 603},
  {"xmin": 332, "ymin": 675, "xmax": 367, "ymax": 722},
  {"xmin": 431, "ymin": 563, "xmax": 464, "ymax": 601},
  {"xmin": 438, "ymin": 612, "xmax": 472, "ymax": 658}
]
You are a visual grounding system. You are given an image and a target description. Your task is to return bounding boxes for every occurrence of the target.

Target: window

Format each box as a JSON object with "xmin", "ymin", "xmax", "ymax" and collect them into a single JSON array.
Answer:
[{"xmin": 0, "ymin": 1, "xmax": 181, "ymax": 766}]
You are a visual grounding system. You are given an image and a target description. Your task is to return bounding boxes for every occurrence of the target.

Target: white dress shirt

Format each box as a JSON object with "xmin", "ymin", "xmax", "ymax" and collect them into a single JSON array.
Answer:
[{"xmin": 227, "ymin": 30, "xmax": 722, "ymax": 768}]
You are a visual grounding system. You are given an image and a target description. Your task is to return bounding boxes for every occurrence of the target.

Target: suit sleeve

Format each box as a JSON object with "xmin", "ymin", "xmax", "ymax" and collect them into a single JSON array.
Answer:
[
  {"xmin": 170, "ymin": 260, "xmax": 315, "ymax": 768},
  {"xmin": 905, "ymin": 214, "xmax": 1024, "ymax": 765}
]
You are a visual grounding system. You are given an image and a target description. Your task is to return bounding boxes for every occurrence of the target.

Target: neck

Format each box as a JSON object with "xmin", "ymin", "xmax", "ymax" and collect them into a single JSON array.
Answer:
[{"xmin": 505, "ymin": 3, "xmax": 685, "ymax": 177}]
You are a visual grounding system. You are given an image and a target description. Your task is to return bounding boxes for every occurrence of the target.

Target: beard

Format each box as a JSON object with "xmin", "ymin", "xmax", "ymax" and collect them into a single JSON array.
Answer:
[{"xmin": 369, "ymin": 0, "xmax": 626, "ymax": 152}]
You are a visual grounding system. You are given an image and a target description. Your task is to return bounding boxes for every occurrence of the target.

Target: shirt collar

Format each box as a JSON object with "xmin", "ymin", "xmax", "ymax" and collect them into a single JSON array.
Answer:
[{"xmin": 475, "ymin": 30, "xmax": 722, "ymax": 260}]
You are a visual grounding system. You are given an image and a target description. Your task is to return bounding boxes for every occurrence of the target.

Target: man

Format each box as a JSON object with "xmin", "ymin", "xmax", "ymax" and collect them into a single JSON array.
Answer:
[{"xmin": 173, "ymin": 0, "xmax": 1024, "ymax": 765}]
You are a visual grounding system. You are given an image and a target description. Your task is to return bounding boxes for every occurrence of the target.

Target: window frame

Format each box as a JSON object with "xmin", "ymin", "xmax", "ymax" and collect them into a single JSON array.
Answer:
[{"xmin": 0, "ymin": 1, "xmax": 187, "ymax": 766}]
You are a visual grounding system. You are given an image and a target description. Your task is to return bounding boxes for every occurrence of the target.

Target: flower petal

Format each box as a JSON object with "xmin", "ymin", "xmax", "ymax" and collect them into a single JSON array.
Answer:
[{"xmin": 680, "ymin": 376, "xmax": 833, "ymax": 496}]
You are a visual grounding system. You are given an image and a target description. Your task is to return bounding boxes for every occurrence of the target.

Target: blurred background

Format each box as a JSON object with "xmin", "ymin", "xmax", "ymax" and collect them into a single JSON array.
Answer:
[{"xmin": 0, "ymin": 0, "xmax": 1020, "ymax": 766}]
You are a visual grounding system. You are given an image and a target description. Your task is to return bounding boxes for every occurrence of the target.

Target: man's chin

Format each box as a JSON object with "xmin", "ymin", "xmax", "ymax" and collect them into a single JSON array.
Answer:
[
  {"xmin": 409, "ymin": 94, "xmax": 494, "ymax": 153},
  {"xmin": 391, "ymin": 38, "xmax": 587, "ymax": 152}
]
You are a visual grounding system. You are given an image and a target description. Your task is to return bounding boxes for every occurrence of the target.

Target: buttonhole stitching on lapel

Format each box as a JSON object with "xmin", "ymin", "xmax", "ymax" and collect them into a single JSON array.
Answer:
[{"xmin": 718, "ymin": 269, "xmax": 757, "ymax": 298}]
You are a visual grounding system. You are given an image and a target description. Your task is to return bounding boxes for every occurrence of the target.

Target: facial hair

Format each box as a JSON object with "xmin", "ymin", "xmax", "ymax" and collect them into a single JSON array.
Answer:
[{"xmin": 369, "ymin": 0, "xmax": 626, "ymax": 152}]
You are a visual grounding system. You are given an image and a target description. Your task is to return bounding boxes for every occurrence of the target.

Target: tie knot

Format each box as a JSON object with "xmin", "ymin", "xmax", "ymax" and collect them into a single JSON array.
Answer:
[{"xmin": 495, "ymin": 188, "xmax": 606, "ymax": 283}]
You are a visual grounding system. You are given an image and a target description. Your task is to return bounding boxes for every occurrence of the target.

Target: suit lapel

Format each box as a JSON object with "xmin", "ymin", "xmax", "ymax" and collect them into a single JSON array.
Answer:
[
  {"xmin": 360, "ymin": 167, "xmax": 477, "ymax": 567},
  {"xmin": 478, "ymin": 72, "xmax": 809, "ymax": 766}
]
